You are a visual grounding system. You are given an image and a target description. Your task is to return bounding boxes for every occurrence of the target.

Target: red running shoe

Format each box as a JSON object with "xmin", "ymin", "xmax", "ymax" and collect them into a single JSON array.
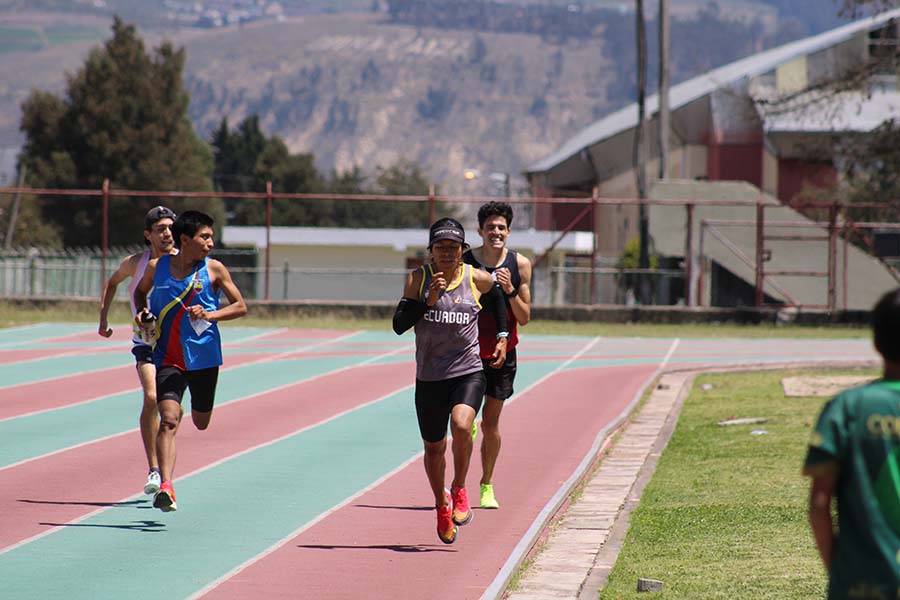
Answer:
[
  {"xmin": 436, "ymin": 491, "xmax": 457, "ymax": 544},
  {"xmin": 153, "ymin": 480, "xmax": 177, "ymax": 512},
  {"xmin": 451, "ymin": 486, "xmax": 472, "ymax": 526}
]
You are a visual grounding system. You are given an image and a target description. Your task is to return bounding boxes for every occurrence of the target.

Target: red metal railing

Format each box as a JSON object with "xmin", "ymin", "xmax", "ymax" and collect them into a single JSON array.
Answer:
[{"xmin": 2, "ymin": 181, "xmax": 899, "ymax": 308}]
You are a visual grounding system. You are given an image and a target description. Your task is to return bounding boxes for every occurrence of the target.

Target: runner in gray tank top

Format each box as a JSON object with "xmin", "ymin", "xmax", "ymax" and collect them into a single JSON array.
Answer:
[
  {"xmin": 414, "ymin": 262, "xmax": 483, "ymax": 381},
  {"xmin": 393, "ymin": 217, "xmax": 509, "ymax": 545}
]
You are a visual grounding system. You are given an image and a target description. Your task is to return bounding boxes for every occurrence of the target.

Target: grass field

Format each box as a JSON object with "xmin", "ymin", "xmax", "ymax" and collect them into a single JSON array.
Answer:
[{"xmin": 599, "ymin": 368, "xmax": 877, "ymax": 599}]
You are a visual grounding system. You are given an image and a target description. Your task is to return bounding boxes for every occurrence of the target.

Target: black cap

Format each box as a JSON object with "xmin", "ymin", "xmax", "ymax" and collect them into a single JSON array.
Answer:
[
  {"xmin": 429, "ymin": 217, "xmax": 466, "ymax": 247},
  {"xmin": 145, "ymin": 206, "xmax": 176, "ymax": 230}
]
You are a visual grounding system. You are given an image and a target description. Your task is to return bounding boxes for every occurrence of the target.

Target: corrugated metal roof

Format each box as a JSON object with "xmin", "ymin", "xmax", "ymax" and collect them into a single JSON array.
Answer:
[{"xmin": 526, "ymin": 9, "xmax": 900, "ymax": 174}]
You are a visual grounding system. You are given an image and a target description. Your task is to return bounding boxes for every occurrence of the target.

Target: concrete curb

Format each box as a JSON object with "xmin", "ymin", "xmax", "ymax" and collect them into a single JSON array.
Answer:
[{"xmin": 500, "ymin": 370, "xmax": 693, "ymax": 600}]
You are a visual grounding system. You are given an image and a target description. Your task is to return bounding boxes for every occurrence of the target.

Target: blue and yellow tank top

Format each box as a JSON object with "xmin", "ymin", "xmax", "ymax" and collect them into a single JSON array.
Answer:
[
  {"xmin": 149, "ymin": 255, "xmax": 222, "ymax": 371},
  {"xmin": 413, "ymin": 263, "xmax": 483, "ymax": 382}
]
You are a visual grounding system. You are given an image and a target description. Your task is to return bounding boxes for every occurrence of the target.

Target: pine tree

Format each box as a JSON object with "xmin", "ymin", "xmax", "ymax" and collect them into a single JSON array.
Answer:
[{"xmin": 18, "ymin": 17, "xmax": 220, "ymax": 247}]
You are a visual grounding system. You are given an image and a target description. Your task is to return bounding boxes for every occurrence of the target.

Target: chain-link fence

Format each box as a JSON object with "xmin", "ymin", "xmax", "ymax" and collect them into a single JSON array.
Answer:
[{"xmin": 3, "ymin": 184, "xmax": 900, "ymax": 309}]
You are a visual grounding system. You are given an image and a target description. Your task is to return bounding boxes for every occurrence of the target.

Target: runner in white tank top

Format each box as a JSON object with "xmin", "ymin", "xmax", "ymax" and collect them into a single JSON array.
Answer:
[{"xmin": 98, "ymin": 206, "xmax": 177, "ymax": 496}]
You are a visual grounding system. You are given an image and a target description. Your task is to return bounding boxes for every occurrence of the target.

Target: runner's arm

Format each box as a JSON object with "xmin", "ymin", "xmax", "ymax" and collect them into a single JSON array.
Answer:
[
  {"xmin": 132, "ymin": 258, "xmax": 157, "ymax": 317},
  {"xmin": 98, "ymin": 254, "xmax": 138, "ymax": 337},
  {"xmin": 474, "ymin": 269, "xmax": 508, "ymax": 367},
  {"xmin": 508, "ymin": 254, "xmax": 532, "ymax": 326},
  {"xmin": 393, "ymin": 269, "xmax": 427, "ymax": 335},
  {"xmin": 199, "ymin": 260, "xmax": 248, "ymax": 322},
  {"xmin": 808, "ymin": 471, "xmax": 837, "ymax": 570},
  {"xmin": 479, "ymin": 280, "xmax": 508, "ymax": 340}
]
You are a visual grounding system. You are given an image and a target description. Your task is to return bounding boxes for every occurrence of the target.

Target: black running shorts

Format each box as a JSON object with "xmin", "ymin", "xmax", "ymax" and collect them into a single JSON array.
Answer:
[
  {"xmin": 156, "ymin": 365, "xmax": 220, "ymax": 413},
  {"xmin": 131, "ymin": 344, "xmax": 153, "ymax": 365},
  {"xmin": 415, "ymin": 370, "xmax": 486, "ymax": 443},
  {"xmin": 482, "ymin": 347, "xmax": 517, "ymax": 401}
]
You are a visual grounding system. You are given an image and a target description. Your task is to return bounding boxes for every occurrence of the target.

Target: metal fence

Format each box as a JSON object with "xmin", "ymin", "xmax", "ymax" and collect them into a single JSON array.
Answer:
[
  {"xmin": 3, "ymin": 183, "xmax": 900, "ymax": 309},
  {"xmin": 0, "ymin": 247, "xmax": 129, "ymax": 299},
  {"xmin": 0, "ymin": 248, "xmax": 679, "ymax": 306},
  {"xmin": 0, "ymin": 246, "xmax": 260, "ymax": 300}
]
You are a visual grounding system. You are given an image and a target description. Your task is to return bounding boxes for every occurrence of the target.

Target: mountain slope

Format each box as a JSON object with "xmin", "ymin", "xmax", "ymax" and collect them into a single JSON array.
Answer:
[
  {"xmin": 178, "ymin": 13, "xmax": 613, "ymax": 192},
  {"xmin": 0, "ymin": 4, "xmax": 855, "ymax": 193}
]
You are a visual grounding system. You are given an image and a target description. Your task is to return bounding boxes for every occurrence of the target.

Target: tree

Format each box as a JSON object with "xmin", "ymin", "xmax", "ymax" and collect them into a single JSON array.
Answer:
[
  {"xmin": 836, "ymin": 119, "xmax": 900, "ymax": 222},
  {"xmin": 371, "ymin": 160, "xmax": 444, "ymax": 227},
  {"xmin": 17, "ymin": 17, "xmax": 220, "ymax": 247},
  {"xmin": 837, "ymin": 1, "xmax": 894, "ymax": 18},
  {"xmin": 211, "ymin": 115, "xmax": 268, "ymax": 194},
  {"xmin": 211, "ymin": 115, "xmax": 281, "ymax": 225},
  {"xmin": 210, "ymin": 112, "xmax": 444, "ymax": 227},
  {"xmin": 616, "ymin": 236, "xmax": 659, "ymax": 304},
  {"xmin": 258, "ymin": 137, "xmax": 325, "ymax": 226}
]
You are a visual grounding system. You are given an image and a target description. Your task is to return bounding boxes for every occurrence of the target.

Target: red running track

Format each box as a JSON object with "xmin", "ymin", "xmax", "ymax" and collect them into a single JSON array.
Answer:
[
  {"xmin": 198, "ymin": 364, "xmax": 657, "ymax": 600},
  {"xmin": 0, "ymin": 360, "xmax": 416, "ymax": 550}
]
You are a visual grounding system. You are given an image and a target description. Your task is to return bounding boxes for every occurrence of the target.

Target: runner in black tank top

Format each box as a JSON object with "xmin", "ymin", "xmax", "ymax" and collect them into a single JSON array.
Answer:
[
  {"xmin": 462, "ymin": 201, "xmax": 533, "ymax": 510},
  {"xmin": 392, "ymin": 217, "xmax": 509, "ymax": 545}
]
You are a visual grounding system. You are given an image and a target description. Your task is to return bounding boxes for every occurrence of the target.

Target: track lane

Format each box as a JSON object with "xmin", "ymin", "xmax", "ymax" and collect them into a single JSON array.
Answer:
[
  {"xmin": 0, "ymin": 360, "xmax": 416, "ymax": 552},
  {"xmin": 197, "ymin": 363, "xmax": 658, "ymax": 600}
]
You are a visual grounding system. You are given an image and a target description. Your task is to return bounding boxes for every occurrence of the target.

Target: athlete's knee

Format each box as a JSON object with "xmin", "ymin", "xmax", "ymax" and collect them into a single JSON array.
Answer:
[
  {"xmin": 423, "ymin": 439, "xmax": 446, "ymax": 456},
  {"xmin": 481, "ymin": 418, "xmax": 500, "ymax": 436},
  {"xmin": 142, "ymin": 390, "xmax": 157, "ymax": 409},
  {"xmin": 159, "ymin": 411, "xmax": 180, "ymax": 431},
  {"xmin": 481, "ymin": 397, "xmax": 503, "ymax": 430},
  {"xmin": 449, "ymin": 419, "xmax": 470, "ymax": 438},
  {"xmin": 192, "ymin": 411, "xmax": 212, "ymax": 430}
]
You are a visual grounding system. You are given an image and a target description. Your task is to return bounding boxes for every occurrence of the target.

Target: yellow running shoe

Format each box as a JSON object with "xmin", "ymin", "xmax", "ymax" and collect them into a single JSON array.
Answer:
[
  {"xmin": 471, "ymin": 420, "xmax": 478, "ymax": 441},
  {"xmin": 480, "ymin": 483, "xmax": 500, "ymax": 509}
]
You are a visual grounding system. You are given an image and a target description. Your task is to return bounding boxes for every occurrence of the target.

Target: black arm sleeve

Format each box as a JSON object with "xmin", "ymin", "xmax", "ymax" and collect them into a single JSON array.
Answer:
[
  {"xmin": 393, "ymin": 297, "xmax": 427, "ymax": 335},
  {"xmin": 482, "ymin": 283, "xmax": 508, "ymax": 336}
]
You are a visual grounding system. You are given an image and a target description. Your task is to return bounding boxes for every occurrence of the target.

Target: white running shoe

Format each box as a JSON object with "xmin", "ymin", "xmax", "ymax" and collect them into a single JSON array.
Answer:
[{"xmin": 144, "ymin": 470, "xmax": 161, "ymax": 495}]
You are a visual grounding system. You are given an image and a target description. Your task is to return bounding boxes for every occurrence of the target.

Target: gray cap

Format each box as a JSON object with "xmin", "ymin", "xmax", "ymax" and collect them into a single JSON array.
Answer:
[{"xmin": 145, "ymin": 206, "xmax": 176, "ymax": 230}]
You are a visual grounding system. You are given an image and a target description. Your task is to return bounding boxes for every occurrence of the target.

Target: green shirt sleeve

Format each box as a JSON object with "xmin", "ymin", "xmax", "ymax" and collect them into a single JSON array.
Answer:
[{"xmin": 803, "ymin": 395, "xmax": 847, "ymax": 477}]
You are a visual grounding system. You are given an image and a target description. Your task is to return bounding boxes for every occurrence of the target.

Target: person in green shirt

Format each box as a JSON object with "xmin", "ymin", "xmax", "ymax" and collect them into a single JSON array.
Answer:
[{"xmin": 805, "ymin": 287, "xmax": 900, "ymax": 599}]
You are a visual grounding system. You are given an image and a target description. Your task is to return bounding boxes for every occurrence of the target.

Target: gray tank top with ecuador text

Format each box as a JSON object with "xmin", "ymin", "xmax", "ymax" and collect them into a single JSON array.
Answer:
[{"xmin": 414, "ymin": 263, "xmax": 483, "ymax": 382}]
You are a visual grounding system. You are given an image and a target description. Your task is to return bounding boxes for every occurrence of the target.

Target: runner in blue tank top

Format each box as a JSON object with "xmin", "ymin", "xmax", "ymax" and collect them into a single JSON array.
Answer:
[
  {"xmin": 133, "ymin": 210, "xmax": 247, "ymax": 513},
  {"xmin": 393, "ymin": 217, "xmax": 509, "ymax": 544}
]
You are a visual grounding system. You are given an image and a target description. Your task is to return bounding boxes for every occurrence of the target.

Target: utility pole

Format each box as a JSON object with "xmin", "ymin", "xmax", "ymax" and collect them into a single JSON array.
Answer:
[
  {"xmin": 658, "ymin": 0, "xmax": 670, "ymax": 180},
  {"xmin": 659, "ymin": 0, "xmax": 676, "ymax": 305},
  {"xmin": 635, "ymin": 0, "xmax": 650, "ymax": 304},
  {"xmin": 4, "ymin": 165, "xmax": 26, "ymax": 249}
]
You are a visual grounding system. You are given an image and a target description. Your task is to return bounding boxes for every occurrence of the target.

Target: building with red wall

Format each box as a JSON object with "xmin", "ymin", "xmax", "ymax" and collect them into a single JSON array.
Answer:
[{"xmin": 525, "ymin": 10, "xmax": 900, "ymax": 258}]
